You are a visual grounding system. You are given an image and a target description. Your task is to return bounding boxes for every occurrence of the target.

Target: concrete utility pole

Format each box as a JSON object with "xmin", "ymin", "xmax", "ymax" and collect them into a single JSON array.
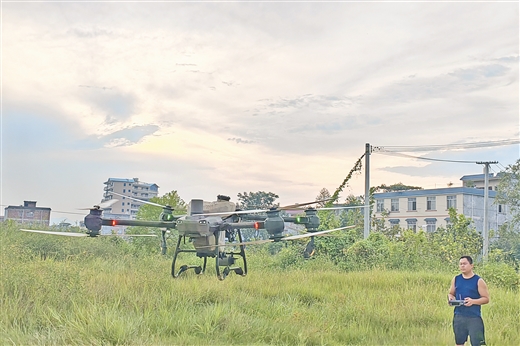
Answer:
[
  {"xmin": 364, "ymin": 143, "xmax": 371, "ymax": 239},
  {"xmin": 476, "ymin": 161, "xmax": 498, "ymax": 260}
]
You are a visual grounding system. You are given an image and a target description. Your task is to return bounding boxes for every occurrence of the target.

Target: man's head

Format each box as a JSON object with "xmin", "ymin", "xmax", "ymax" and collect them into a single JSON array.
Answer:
[{"xmin": 459, "ymin": 256, "xmax": 474, "ymax": 275}]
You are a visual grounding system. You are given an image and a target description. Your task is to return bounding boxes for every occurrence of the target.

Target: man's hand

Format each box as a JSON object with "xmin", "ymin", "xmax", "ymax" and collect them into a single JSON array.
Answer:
[
  {"xmin": 463, "ymin": 297, "xmax": 474, "ymax": 306},
  {"xmin": 447, "ymin": 294, "xmax": 456, "ymax": 306}
]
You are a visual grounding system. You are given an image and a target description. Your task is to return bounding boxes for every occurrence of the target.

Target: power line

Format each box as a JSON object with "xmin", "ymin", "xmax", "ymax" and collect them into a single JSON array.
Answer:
[
  {"xmin": 375, "ymin": 151, "xmax": 480, "ymax": 164},
  {"xmin": 372, "ymin": 138, "xmax": 520, "ymax": 153}
]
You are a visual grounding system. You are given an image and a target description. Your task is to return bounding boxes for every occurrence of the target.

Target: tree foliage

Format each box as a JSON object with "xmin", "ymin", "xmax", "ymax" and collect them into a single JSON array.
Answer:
[
  {"xmin": 373, "ymin": 182, "xmax": 423, "ymax": 193},
  {"xmin": 236, "ymin": 191, "xmax": 279, "ymax": 210},
  {"xmin": 135, "ymin": 190, "xmax": 186, "ymax": 221},
  {"xmin": 496, "ymin": 159, "xmax": 520, "ymax": 230},
  {"xmin": 426, "ymin": 208, "xmax": 483, "ymax": 263},
  {"xmin": 315, "ymin": 188, "xmax": 332, "ymax": 208}
]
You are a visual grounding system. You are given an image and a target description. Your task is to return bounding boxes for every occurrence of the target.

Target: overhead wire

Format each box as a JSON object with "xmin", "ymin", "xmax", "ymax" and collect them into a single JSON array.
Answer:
[
  {"xmin": 372, "ymin": 138, "xmax": 519, "ymax": 153},
  {"xmin": 375, "ymin": 151, "xmax": 480, "ymax": 164},
  {"xmin": 372, "ymin": 138, "xmax": 518, "ymax": 166}
]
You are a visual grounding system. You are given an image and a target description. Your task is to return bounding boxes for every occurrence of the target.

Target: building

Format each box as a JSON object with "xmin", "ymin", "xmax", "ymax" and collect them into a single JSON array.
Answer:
[
  {"xmin": 4, "ymin": 201, "xmax": 51, "ymax": 226},
  {"xmin": 460, "ymin": 173, "xmax": 504, "ymax": 191},
  {"xmin": 101, "ymin": 178, "xmax": 159, "ymax": 220},
  {"xmin": 373, "ymin": 183, "xmax": 509, "ymax": 233}
]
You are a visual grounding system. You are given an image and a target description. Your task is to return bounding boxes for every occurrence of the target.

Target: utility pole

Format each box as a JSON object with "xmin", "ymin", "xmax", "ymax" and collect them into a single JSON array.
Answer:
[
  {"xmin": 476, "ymin": 161, "xmax": 498, "ymax": 260},
  {"xmin": 364, "ymin": 143, "xmax": 371, "ymax": 239}
]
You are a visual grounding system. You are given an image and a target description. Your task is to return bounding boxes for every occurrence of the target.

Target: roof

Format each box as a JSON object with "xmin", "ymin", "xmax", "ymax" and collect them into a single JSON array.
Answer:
[
  {"xmin": 104, "ymin": 178, "xmax": 137, "ymax": 183},
  {"xmin": 373, "ymin": 187, "xmax": 496, "ymax": 198},
  {"xmin": 460, "ymin": 173, "xmax": 502, "ymax": 181},
  {"xmin": 5, "ymin": 205, "xmax": 51, "ymax": 210}
]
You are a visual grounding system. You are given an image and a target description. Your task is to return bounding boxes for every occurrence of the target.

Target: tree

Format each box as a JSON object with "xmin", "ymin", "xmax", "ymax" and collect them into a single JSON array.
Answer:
[
  {"xmin": 496, "ymin": 159, "xmax": 520, "ymax": 231},
  {"xmin": 427, "ymin": 208, "xmax": 482, "ymax": 263},
  {"xmin": 493, "ymin": 159, "xmax": 520, "ymax": 265},
  {"xmin": 315, "ymin": 188, "xmax": 332, "ymax": 207},
  {"xmin": 136, "ymin": 190, "xmax": 186, "ymax": 221},
  {"xmin": 236, "ymin": 191, "xmax": 279, "ymax": 210},
  {"xmin": 373, "ymin": 182, "xmax": 423, "ymax": 193}
]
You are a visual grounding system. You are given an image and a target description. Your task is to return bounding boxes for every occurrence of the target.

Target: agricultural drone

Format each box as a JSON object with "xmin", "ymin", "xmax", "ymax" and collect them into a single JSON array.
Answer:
[{"xmin": 20, "ymin": 193, "xmax": 355, "ymax": 280}]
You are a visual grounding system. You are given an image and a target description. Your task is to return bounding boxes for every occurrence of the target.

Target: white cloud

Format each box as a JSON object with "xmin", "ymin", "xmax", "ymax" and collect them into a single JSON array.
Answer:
[{"xmin": 2, "ymin": 2, "xmax": 518, "ymax": 224}]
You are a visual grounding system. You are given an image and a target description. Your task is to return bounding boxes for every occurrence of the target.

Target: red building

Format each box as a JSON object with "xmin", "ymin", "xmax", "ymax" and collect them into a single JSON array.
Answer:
[{"xmin": 4, "ymin": 201, "xmax": 51, "ymax": 226}]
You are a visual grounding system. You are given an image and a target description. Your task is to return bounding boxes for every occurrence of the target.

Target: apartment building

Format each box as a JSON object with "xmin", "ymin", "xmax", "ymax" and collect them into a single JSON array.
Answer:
[
  {"xmin": 460, "ymin": 173, "xmax": 503, "ymax": 191},
  {"xmin": 101, "ymin": 178, "xmax": 159, "ymax": 220},
  {"xmin": 373, "ymin": 187, "xmax": 508, "ymax": 233},
  {"xmin": 4, "ymin": 201, "xmax": 51, "ymax": 226}
]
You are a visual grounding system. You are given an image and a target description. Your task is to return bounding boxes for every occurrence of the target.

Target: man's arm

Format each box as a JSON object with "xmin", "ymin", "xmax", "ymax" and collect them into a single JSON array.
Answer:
[
  {"xmin": 448, "ymin": 277, "xmax": 456, "ymax": 303},
  {"xmin": 464, "ymin": 278, "xmax": 490, "ymax": 306}
]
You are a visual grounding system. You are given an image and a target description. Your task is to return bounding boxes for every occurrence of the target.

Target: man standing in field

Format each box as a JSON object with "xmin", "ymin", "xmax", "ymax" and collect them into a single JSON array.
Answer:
[{"xmin": 448, "ymin": 255, "xmax": 490, "ymax": 346}]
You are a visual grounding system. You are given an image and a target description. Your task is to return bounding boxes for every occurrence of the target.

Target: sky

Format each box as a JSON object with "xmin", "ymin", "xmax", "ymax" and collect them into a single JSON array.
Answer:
[{"xmin": 1, "ymin": 1, "xmax": 519, "ymax": 225}]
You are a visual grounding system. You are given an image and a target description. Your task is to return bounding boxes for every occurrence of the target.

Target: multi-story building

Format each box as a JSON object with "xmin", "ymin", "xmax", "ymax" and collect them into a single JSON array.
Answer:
[
  {"xmin": 460, "ymin": 173, "xmax": 503, "ymax": 191},
  {"xmin": 373, "ymin": 186, "xmax": 508, "ymax": 233},
  {"xmin": 4, "ymin": 201, "xmax": 51, "ymax": 226},
  {"xmin": 101, "ymin": 178, "xmax": 159, "ymax": 220}
]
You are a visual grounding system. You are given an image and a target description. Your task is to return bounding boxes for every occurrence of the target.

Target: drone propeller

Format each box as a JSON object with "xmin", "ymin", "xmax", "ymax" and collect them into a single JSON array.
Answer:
[
  {"xmin": 20, "ymin": 229, "xmax": 157, "ymax": 237},
  {"xmin": 221, "ymin": 225, "xmax": 356, "ymax": 247},
  {"xmin": 198, "ymin": 198, "xmax": 336, "ymax": 217},
  {"xmin": 316, "ymin": 205, "xmax": 367, "ymax": 211},
  {"xmin": 21, "ymin": 229, "xmax": 89, "ymax": 237},
  {"xmin": 109, "ymin": 191, "xmax": 169, "ymax": 209},
  {"xmin": 282, "ymin": 225, "xmax": 355, "ymax": 240},
  {"xmin": 278, "ymin": 198, "xmax": 334, "ymax": 210},
  {"xmin": 78, "ymin": 199, "xmax": 119, "ymax": 210}
]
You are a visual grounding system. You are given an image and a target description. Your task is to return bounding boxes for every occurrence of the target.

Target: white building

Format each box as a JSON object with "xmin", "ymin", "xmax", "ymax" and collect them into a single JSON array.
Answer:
[
  {"xmin": 101, "ymin": 177, "xmax": 159, "ymax": 220},
  {"xmin": 460, "ymin": 172, "xmax": 504, "ymax": 191},
  {"xmin": 373, "ymin": 187, "xmax": 508, "ymax": 233}
]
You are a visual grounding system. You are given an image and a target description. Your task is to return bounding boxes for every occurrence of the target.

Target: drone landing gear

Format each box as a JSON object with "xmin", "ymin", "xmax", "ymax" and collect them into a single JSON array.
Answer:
[
  {"xmin": 170, "ymin": 230, "xmax": 248, "ymax": 280},
  {"xmin": 171, "ymin": 236, "xmax": 208, "ymax": 278},
  {"xmin": 216, "ymin": 254, "xmax": 246, "ymax": 281},
  {"xmin": 215, "ymin": 229, "xmax": 248, "ymax": 281}
]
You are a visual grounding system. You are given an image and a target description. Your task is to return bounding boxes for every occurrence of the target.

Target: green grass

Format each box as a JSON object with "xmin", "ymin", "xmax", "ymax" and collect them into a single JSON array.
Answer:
[{"xmin": 1, "ymin": 225, "xmax": 518, "ymax": 345}]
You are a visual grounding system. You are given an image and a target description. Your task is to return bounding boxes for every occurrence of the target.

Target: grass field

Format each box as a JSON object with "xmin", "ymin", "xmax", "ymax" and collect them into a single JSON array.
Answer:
[{"xmin": 1, "ymin": 226, "xmax": 518, "ymax": 345}]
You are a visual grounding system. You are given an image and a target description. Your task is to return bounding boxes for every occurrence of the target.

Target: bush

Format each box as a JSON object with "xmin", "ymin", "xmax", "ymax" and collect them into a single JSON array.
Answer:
[{"xmin": 478, "ymin": 262, "xmax": 519, "ymax": 291}]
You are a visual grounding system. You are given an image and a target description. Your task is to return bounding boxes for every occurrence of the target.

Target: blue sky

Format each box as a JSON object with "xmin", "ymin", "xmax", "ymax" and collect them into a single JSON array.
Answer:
[{"xmin": 1, "ymin": 1, "xmax": 518, "ymax": 224}]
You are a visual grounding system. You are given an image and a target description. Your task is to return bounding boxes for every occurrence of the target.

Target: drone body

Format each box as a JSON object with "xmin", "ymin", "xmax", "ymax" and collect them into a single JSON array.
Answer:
[{"xmin": 20, "ymin": 193, "xmax": 355, "ymax": 280}]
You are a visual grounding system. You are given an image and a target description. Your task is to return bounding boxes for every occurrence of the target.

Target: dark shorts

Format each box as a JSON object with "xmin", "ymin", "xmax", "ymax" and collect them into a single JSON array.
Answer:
[{"xmin": 453, "ymin": 314, "xmax": 486, "ymax": 346}]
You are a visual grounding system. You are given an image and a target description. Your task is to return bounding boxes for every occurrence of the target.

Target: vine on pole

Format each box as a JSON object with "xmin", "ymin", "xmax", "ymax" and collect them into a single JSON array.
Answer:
[{"xmin": 325, "ymin": 154, "xmax": 365, "ymax": 208}]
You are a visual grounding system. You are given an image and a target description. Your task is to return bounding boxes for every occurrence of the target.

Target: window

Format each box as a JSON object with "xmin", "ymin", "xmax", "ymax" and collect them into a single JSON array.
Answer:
[
  {"xmin": 376, "ymin": 199, "xmax": 384, "ymax": 213},
  {"xmin": 408, "ymin": 198, "xmax": 417, "ymax": 211},
  {"xmin": 406, "ymin": 219, "xmax": 417, "ymax": 231},
  {"xmin": 122, "ymin": 209, "xmax": 124, "ymax": 212},
  {"xmin": 122, "ymin": 202, "xmax": 124, "ymax": 206},
  {"xmin": 389, "ymin": 219, "xmax": 400, "ymax": 227},
  {"xmin": 426, "ymin": 196, "xmax": 436, "ymax": 211},
  {"xmin": 425, "ymin": 219, "xmax": 437, "ymax": 232},
  {"xmin": 447, "ymin": 195, "xmax": 457, "ymax": 209},
  {"xmin": 391, "ymin": 198, "xmax": 399, "ymax": 212},
  {"xmin": 498, "ymin": 204, "xmax": 504, "ymax": 213},
  {"xmin": 123, "ymin": 189, "xmax": 126, "ymax": 193}
]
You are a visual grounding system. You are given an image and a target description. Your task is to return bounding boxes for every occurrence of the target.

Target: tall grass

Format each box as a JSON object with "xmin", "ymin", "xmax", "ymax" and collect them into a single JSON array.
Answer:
[{"xmin": 1, "ymin": 224, "xmax": 518, "ymax": 345}]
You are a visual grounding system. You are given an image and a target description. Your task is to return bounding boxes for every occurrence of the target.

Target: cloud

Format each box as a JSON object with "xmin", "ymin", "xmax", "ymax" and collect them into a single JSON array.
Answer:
[
  {"xmin": 1, "ymin": 2, "xmax": 518, "ymax": 224},
  {"xmin": 228, "ymin": 138, "xmax": 254, "ymax": 144}
]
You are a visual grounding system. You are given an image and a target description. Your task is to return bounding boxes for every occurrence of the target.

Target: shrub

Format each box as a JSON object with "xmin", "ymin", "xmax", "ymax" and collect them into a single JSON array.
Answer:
[{"xmin": 478, "ymin": 262, "xmax": 519, "ymax": 291}]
